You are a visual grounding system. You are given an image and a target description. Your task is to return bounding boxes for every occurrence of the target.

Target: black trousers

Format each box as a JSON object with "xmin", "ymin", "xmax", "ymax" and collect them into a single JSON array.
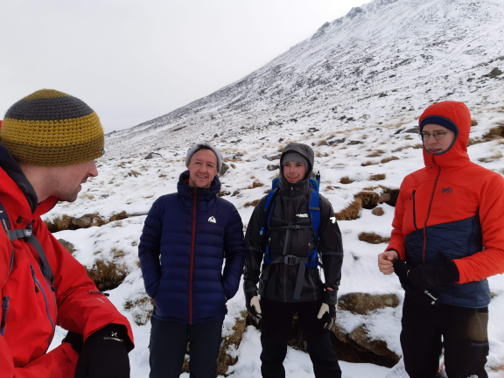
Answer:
[
  {"xmin": 149, "ymin": 315, "xmax": 224, "ymax": 378},
  {"xmin": 401, "ymin": 295, "xmax": 489, "ymax": 378},
  {"xmin": 260, "ymin": 297, "xmax": 341, "ymax": 378}
]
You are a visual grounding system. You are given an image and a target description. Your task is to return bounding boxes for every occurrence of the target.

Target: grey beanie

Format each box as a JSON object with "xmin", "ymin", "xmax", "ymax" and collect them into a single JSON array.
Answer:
[
  {"xmin": 281, "ymin": 151, "xmax": 308, "ymax": 169},
  {"xmin": 185, "ymin": 142, "xmax": 223, "ymax": 172}
]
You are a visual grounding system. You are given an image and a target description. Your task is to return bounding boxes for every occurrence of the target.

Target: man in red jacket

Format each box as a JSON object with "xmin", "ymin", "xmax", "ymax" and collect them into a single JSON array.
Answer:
[
  {"xmin": 378, "ymin": 101, "xmax": 504, "ymax": 377},
  {"xmin": 0, "ymin": 89, "xmax": 134, "ymax": 378}
]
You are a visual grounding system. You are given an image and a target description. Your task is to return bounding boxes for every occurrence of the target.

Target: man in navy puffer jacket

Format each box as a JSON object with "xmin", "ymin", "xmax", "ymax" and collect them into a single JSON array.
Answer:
[{"xmin": 139, "ymin": 143, "xmax": 246, "ymax": 378}]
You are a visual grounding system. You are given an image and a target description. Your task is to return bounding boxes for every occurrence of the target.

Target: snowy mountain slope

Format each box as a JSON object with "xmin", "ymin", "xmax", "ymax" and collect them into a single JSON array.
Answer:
[{"xmin": 44, "ymin": 0, "xmax": 504, "ymax": 376}]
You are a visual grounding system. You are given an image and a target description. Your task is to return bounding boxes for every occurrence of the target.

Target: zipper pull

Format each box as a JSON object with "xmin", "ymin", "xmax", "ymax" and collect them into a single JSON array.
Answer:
[{"xmin": 29, "ymin": 264, "xmax": 39, "ymax": 293}]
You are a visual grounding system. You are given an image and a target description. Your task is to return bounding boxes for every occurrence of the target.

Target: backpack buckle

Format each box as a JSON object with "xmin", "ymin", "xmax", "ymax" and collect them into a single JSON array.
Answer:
[{"xmin": 284, "ymin": 255, "xmax": 300, "ymax": 265}]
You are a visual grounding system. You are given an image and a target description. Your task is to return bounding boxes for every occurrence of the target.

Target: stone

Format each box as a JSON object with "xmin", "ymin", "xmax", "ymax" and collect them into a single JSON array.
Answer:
[
  {"xmin": 348, "ymin": 325, "xmax": 400, "ymax": 361},
  {"xmin": 145, "ymin": 152, "xmax": 162, "ymax": 159},
  {"xmin": 58, "ymin": 239, "xmax": 76, "ymax": 254},
  {"xmin": 219, "ymin": 163, "xmax": 229, "ymax": 176},
  {"xmin": 267, "ymin": 164, "xmax": 280, "ymax": 171},
  {"xmin": 372, "ymin": 207, "xmax": 384, "ymax": 216},
  {"xmin": 71, "ymin": 214, "xmax": 94, "ymax": 228},
  {"xmin": 338, "ymin": 293, "xmax": 400, "ymax": 315}
]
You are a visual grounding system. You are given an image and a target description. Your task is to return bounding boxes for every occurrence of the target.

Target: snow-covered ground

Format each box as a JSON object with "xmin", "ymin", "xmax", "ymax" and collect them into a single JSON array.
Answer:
[{"xmin": 46, "ymin": 0, "xmax": 504, "ymax": 376}]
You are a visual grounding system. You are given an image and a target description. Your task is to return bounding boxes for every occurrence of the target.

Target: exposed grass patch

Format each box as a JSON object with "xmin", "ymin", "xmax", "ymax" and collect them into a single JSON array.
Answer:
[
  {"xmin": 244, "ymin": 199, "xmax": 260, "ymax": 208},
  {"xmin": 86, "ymin": 259, "xmax": 128, "ymax": 291},
  {"xmin": 366, "ymin": 150, "xmax": 385, "ymax": 158},
  {"xmin": 247, "ymin": 180, "xmax": 264, "ymax": 189},
  {"xmin": 361, "ymin": 161, "xmax": 379, "ymax": 167},
  {"xmin": 340, "ymin": 176, "xmax": 354, "ymax": 184},
  {"xmin": 358, "ymin": 232, "xmax": 391, "ymax": 244},
  {"xmin": 355, "ymin": 192, "xmax": 379, "ymax": 209},
  {"xmin": 335, "ymin": 198, "xmax": 362, "ymax": 220},
  {"xmin": 123, "ymin": 296, "xmax": 154, "ymax": 326},
  {"xmin": 478, "ymin": 152, "xmax": 503, "ymax": 163},
  {"xmin": 218, "ymin": 190, "xmax": 231, "ymax": 197},
  {"xmin": 483, "ymin": 124, "xmax": 504, "ymax": 141},
  {"xmin": 370, "ymin": 174, "xmax": 386, "ymax": 181},
  {"xmin": 380, "ymin": 156, "xmax": 399, "ymax": 164}
]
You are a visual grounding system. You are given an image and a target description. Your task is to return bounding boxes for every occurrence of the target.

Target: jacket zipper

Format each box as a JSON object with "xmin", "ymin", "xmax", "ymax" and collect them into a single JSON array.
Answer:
[
  {"xmin": 412, "ymin": 190, "xmax": 418, "ymax": 230},
  {"xmin": 42, "ymin": 274, "xmax": 58, "ymax": 333},
  {"xmin": 190, "ymin": 190, "xmax": 197, "ymax": 324},
  {"xmin": 282, "ymin": 186, "xmax": 295, "ymax": 301},
  {"xmin": 422, "ymin": 157, "xmax": 442, "ymax": 264},
  {"xmin": 1, "ymin": 297, "xmax": 9, "ymax": 336},
  {"xmin": 30, "ymin": 264, "xmax": 56, "ymax": 349}
]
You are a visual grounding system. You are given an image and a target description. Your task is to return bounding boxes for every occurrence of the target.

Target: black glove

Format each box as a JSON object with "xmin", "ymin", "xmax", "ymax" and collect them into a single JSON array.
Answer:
[
  {"xmin": 317, "ymin": 285, "xmax": 337, "ymax": 330},
  {"xmin": 393, "ymin": 259, "xmax": 439, "ymax": 306},
  {"xmin": 63, "ymin": 331, "xmax": 83, "ymax": 354},
  {"xmin": 74, "ymin": 324, "xmax": 131, "ymax": 378},
  {"xmin": 245, "ymin": 292, "xmax": 262, "ymax": 324},
  {"xmin": 408, "ymin": 262, "xmax": 459, "ymax": 290}
]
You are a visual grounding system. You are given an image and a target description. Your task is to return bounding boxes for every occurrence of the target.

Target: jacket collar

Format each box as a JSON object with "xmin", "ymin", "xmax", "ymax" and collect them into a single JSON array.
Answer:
[{"xmin": 0, "ymin": 143, "xmax": 58, "ymax": 224}]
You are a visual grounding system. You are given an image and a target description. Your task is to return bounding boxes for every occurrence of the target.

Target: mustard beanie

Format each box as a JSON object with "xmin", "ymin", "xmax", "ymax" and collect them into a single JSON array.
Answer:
[{"xmin": 0, "ymin": 89, "xmax": 104, "ymax": 167}]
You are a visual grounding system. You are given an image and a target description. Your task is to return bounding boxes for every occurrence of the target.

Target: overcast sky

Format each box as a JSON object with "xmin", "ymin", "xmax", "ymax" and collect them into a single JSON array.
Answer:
[{"xmin": 1, "ymin": 0, "xmax": 367, "ymax": 132}]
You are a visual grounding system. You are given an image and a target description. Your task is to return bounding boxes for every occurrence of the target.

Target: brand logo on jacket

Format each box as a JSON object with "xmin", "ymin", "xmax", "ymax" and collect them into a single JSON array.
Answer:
[
  {"xmin": 442, "ymin": 187, "xmax": 453, "ymax": 194},
  {"xmin": 330, "ymin": 217, "xmax": 336, "ymax": 224},
  {"xmin": 208, "ymin": 216, "xmax": 216, "ymax": 223},
  {"xmin": 296, "ymin": 213, "xmax": 308, "ymax": 218}
]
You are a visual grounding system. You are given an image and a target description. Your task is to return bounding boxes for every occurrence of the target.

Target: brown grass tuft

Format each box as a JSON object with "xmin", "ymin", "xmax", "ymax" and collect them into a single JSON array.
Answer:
[
  {"xmin": 335, "ymin": 198, "xmax": 362, "ymax": 220},
  {"xmin": 340, "ymin": 176, "xmax": 354, "ymax": 184},
  {"xmin": 358, "ymin": 232, "xmax": 391, "ymax": 244},
  {"xmin": 483, "ymin": 125, "xmax": 504, "ymax": 141},
  {"xmin": 247, "ymin": 180, "xmax": 264, "ymax": 189},
  {"xmin": 86, "ymin": 259, "xmax": 128, "ymax": 291},
  {"xmin": 370, "ymin": 174, "xmax": 386, "ymax": 181},
  {"xmin": 361, "ymin": 161, "xmax": 379, "ymax": 167},
  {"xmin": 355, "ymin": 192, "xmax": 379, "ymax": 209},
  {"xmin": 380, "ymin": 156, "xmax": 399, "ymax": 164},
  {"xmin": 244, "ymin": 199, "xmax": 260, "ymax": 208},
  {"xmin": 471, "ymin": 119, "xmax": 478, "ymax": 126},
  {"xmin": 366, "ymin": 150, "xmax": 385, "ymax": 158},
  {"xmin": 109, "ymin": 211, "xmax": 129, "ymax": 222},
  {"xmin": 317, "ymin": 140, "xmax": 328, "ymax": 146},
  {"xmin": 478, "ymin": 152, "xmax": 503, "ymax": 163}
]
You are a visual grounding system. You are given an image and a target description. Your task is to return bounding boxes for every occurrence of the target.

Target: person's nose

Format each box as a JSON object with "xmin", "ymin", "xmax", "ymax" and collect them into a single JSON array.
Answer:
[{"xmin": 88, "ymin": 161, "xmax": 98, "ymax": 177}]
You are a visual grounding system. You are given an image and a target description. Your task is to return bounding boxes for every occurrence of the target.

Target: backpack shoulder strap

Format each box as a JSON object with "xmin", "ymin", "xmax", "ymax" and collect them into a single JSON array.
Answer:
[
  {"xmin": 0, "ymin": 202, "xmax": 15, "ymax": 285},
  {"xmin": 0, "ymin": 201, "xmax": 54, "ymax": 287}
]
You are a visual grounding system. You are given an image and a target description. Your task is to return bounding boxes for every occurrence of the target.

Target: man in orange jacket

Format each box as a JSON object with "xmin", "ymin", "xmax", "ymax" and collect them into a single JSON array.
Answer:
[
  {"xmin": 378, "ymin": 101, "xmax": 504, "ymax": 378},
  {"xmin": 0, "ymin": 89, "xmax": 134, "ymax": 377}
]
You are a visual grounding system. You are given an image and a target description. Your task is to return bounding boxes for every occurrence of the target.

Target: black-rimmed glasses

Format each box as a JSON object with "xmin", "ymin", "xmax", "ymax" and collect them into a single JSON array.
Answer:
[{"xmin": 418, "ymin": 131, "xmax": 448, "ymax": 141}]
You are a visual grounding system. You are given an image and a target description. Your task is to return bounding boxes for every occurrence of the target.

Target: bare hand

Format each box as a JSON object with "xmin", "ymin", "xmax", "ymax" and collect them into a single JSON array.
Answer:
[{"xmin": 378, "ymin": 250, "xmax": 399, "ymax": 275}]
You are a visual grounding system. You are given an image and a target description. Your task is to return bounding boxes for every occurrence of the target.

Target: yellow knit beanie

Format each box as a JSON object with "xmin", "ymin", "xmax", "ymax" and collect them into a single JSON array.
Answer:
[{"xmin": 0, "ymin": 89, "xmax": 104, "ymax": 166}]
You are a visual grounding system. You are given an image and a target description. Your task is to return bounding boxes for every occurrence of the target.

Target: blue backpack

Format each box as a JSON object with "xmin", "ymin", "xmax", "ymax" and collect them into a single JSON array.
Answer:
[{"xmin": 259, "ymin": 173, "xmax": 321, "ymax": 300}]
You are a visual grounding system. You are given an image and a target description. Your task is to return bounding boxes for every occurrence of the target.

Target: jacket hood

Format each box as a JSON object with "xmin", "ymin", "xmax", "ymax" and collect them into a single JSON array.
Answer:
[
  {"xmin": 419, "ymin": 101, "xmax": 471, "ymax": 169},
  {"xmin": 279, "ymin": 143, "xmax": 314, "ymax": 191}
]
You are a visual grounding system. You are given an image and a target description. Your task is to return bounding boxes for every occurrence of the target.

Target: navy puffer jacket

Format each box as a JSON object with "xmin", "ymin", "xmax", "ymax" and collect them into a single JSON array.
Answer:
[{"xmin": 139, "ymin": 171, "xmax": 245, "ymax": 324}]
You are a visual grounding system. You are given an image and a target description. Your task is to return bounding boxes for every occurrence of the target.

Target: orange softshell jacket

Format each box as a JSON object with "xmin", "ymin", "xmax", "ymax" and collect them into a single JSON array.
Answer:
[{"xmin": 387, "ymin": 101, "xmax": 504, "ymax": 307}]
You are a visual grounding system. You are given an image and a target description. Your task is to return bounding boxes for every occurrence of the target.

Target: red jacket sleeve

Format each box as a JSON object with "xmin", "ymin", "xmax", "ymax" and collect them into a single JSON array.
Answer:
[
  {"xmin": 33, "ymin": 219, "xmax": 134, "ymax": 348},
  {"xmin": 386, "ymin": 181, "xmax": 407, "ymax": 260},
  {"xmin": 0, "ymin": 338, "xmax": 78, "ymax": 378},
  {"xmin": 454, "ymin": 174, "xmax": 504, "ymax": 283}
]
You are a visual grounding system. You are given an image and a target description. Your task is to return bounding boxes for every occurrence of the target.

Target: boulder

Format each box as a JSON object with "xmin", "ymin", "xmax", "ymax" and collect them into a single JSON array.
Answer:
[{"xmin": 338, "ymin": 293, "xmax": 399, "ymax": 315}]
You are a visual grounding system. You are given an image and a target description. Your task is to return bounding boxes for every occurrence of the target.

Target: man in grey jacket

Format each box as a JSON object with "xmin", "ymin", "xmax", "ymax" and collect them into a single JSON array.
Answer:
[{"xmin": 243, "ymin": 143, "xmax": 343, "ymax": 378}]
